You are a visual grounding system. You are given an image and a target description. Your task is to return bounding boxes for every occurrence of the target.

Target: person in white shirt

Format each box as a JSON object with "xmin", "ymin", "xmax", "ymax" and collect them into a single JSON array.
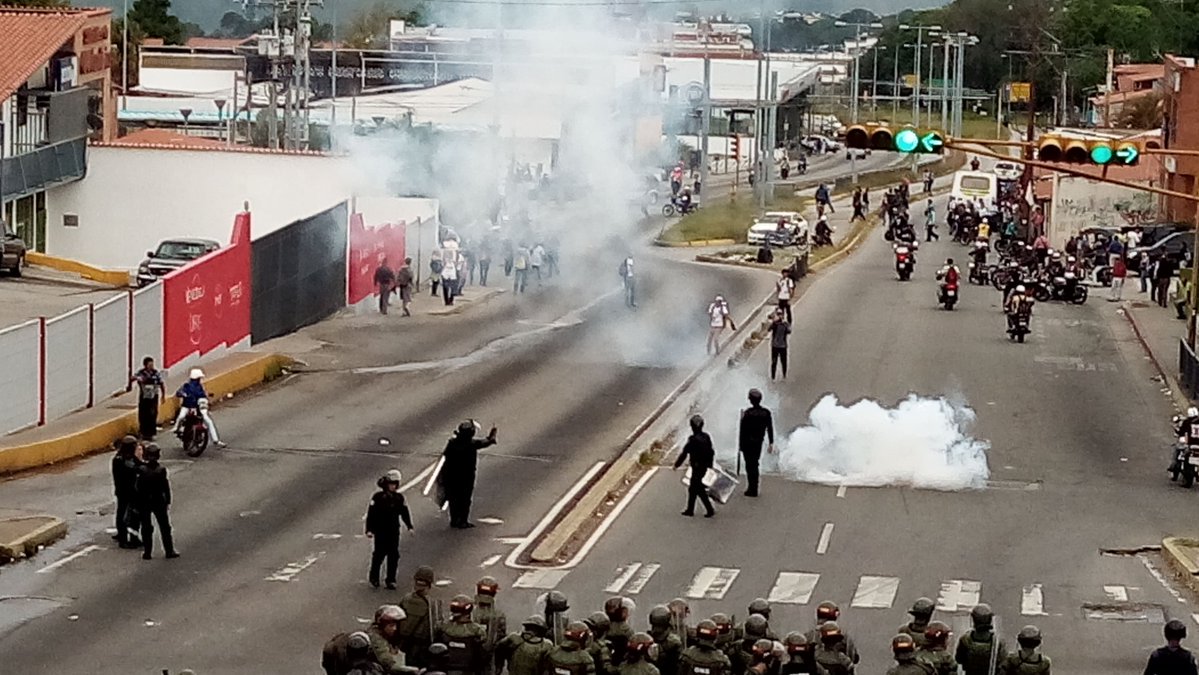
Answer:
[
  {"xmin": 439, "ymin": 247, "xmax": 459, "ymax": 306},
  {"xmin": 775, "ymin": 269, "xmax": 795, "ymax": 323},
  {"xmin": 706, "ymin": 295, "xmax": 737, "ymax": 355},
  {"xmin": 619, "ymin": 256, "xmax": 636, "ymax": 307},
  {"xmin": 530, "ymin": 243, "xmax": 546, "ymax": 283}
]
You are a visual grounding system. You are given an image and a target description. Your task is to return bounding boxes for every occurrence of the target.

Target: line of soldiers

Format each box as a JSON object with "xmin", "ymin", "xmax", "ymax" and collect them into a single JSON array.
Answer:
[{"xmin": 324, "ymin": 570, "xmax": 1051, "ymax": 675}]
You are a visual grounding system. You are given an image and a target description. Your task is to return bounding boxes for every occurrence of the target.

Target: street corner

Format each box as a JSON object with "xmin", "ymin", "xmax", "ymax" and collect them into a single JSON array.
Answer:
[
  {"xmin": 0, "ymin": 515, "xmax": 68, "ymax": 565},
  {"xmin": 426, "ymin": 286, "xmax": 506, "ymax": 316}
]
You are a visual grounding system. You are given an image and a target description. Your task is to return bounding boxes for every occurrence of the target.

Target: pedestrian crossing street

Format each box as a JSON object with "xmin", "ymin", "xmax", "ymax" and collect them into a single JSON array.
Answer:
[{"xmin": 511, "ymin": 562, "xmax": 1148, "ymax": 618}]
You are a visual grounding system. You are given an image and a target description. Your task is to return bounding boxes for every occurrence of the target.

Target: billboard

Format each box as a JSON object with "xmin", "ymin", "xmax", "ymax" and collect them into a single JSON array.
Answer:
[
  {"xmin": 1010, "ymin": 82, "xmax": 1031, "ymax": 103},
  {"xmin": 347, "ymin": 213, "xmax": 407, "ymax": 307}
]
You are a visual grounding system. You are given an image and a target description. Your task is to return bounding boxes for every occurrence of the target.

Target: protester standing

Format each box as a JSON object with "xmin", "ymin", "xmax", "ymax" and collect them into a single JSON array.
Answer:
[
  {"xmin": 1108, "ymin": 255, "xmax": 1127, "ymax": 302},
  {"xmin": 673, "ymin": 415, "xmax": 716, "ymax": 518},
  {"xmin": 441, "ymin": 248, "xmax": 460, "ymax": 306},
  {"xmin": 706, "ymin": 296, "xmax": 737, "ymax": 355},
  {"xmin": 738, "ymin": 389, "xmax": 774, "ymax": 498},
  {"xmin": 775, "ymin": 269, "xmax": 795, "ymax": 324},
  {"xmin": 430, "ymin": 250, "xmax": 444, "ymax": 298},
  {"xmin": 769, "ymin": 309, "xmax": 791, "ymax": 381},
  {"xmin": 131, "ymin": 356, "xmax": 165, "ymax": 440},
  {"xmin": 396, "ymin": 258, "xmax": 414, "ymax": 317},
  {"xmin": 374, "ymin": 257, "xmax": 396, "ymax": 315}
]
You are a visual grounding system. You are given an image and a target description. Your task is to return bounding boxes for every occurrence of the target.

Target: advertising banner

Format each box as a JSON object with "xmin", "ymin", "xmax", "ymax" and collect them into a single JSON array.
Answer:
[{"xmin": 347, "ymin": 212, "xmax": 408, "ymax": 306}]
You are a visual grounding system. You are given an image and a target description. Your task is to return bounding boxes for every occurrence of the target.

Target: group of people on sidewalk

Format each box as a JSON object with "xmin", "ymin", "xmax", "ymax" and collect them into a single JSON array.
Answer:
[{"xmin": 1080, "ymin": 228, "xmax": 1192, "ymax": 316}]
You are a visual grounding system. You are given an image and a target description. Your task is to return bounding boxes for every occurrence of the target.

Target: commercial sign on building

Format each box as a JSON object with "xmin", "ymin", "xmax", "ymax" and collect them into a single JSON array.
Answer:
[{"xmin": 1009, "ymin": 82, "xmax": 1031, "ymax": 103}]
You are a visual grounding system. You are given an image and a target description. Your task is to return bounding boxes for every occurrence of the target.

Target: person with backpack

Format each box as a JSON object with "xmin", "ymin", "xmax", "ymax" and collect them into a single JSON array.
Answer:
[{"xmin": 955, "ymin": 604, "xmax": 1006, "ymax": 675}]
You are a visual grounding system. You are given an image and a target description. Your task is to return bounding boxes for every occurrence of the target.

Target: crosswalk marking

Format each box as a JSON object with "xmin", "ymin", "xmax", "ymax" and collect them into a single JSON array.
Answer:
[
  {"xmin": 605, "ymin": 563, "xmax": 661, "ymax": 595},
  {"xmin": 686, "ymin": 567, "xmax": 740, "ymax": 600},
  {"xmin": 1103, "ymin": 585, "xmax": 1128, "ymax": 602},
  {"xmin": 936, "ymin": 580, "xmax": 981, "ymax": 612},
  {"xmin": 625, "ymin": 563, "xmax": 660, "ymax": 594},
  {"xmin": 767, "ymin": 572, "xmax": 821, "ymax": 605},
  {"xmin": 851, "ymin": 575, "xmax": 900, "ymax": 609},
  {"xmin": 1021, "ymin": 584, "xmax": 1047, "ymax": 616},
  {"xmin": 606, "ymin": 564, "xmax": 643, "ymax": 594},
  {"xmin": 513, "ymin": 569, "xmax": 570, "ymax": 590}
]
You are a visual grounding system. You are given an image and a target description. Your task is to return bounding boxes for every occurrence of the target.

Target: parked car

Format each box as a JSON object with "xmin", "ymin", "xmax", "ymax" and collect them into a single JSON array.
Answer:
[
  {"xmin": 137, "ymin": 238, "xmax": 221, "ymax": 287},
  {"xmin": 2, "ymin": 224, "xmax": 27, "ymax": 277},
  {"xmin": 993, "ymin": 161, "xmax": 1023, "ymax": 181},
  {"xmin": 747, "ymin": 211, "xmax": 809, "ymax": 246},
  {"xmin": 801, "ymin": 134, "xmax": 842, "ymax": 155},
  {"xmin": 1130, "ymin": 231, "xmax": 1195, "ymax": 271}
]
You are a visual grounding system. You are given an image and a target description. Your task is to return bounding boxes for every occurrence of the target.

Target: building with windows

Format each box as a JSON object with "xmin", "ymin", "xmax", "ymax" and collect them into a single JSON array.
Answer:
[
  {"xmin": 1160, "ymin": 54, "xmax": 1199, "ymax": 224},
  {"xmin": 0, "ymin": 5, "xmax": 113, "ymax": 253}
]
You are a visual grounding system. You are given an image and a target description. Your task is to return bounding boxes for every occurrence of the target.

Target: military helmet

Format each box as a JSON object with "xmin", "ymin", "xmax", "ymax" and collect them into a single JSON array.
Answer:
[
  {"xmin": 695, "ymin": 620, "xmax": 719, "ymax": 642},
  {"xmin": 818, "ymin": 622, "xmax": 842, "ymax": 645},
  {"xmin": 375, "ymin": 604, "xmax": 406, "ymax": 625},
  {"xmin": 429, "ymin": 643, "xmax": 449, "ymax": 657},
  {"xmin": 748, "ymin": 598, "xmax": 771, "ymax": 619},
  {"xmin": 476, "ymin": 576, "xmax": 499, "ymax": 597},
  {"xmin": 924, "ymin": 621, "xmax": 951, "ymax": 645},
  {"xmin": 629, "ymin": 632, "xmax": 655, "ymax": 654},
  {"xmin": 668, "ymin": 598, "xmax": 690, "ymax": 618},
  {"xmin": 751, "ymin": 639, "xmax": 776, "ymax": 661},
  {"xmin": 348, "ymin": 631, "xmax": 371, "ymax": 651},
  {"xmin": 1166, "ymin": 619, "xmax": 1188, "ymax": 641},
  {"xmin": 523, "ymin": 615, "xmax": 548, "ymax": 634},
  {"xmin": 605, "ymin": 596, "xmax": 634, "ymax": 620},
  {"xmin": 585, "ymin": 612, "xmax": 611, "ymax": 635},
  {"xmin": 1017, "ymin": 625, "xmax": 1042, "ymax": 647},
  {"xmin": 564, "ymin": 621, "xmax": 591, "ymax": 645},
  {"xmin": 649, "ymin": 605, "xmax": 672, "ymax": 628},
  {"xmin": 970, "ymin": 603, "xmax": 993, "ymax": 628},
  {"xmin": 414, "ymin": 566, "xmax": 436, "ymax": 585},
  {"xmin": 457, "ymin": 420, "xmax": 479, "ymax": 436},
  {"xmin": 711, "ymin": 613, "xmax": 733, "ymax": 634},
  {"xmin": 908, "ymin": 597, "xmax": 935, "ymax": 618},
  {"xmin": 784, "ymin": 632, "xmax": 810, "ymax": 655},
  {"xmin": 383, "ymin": 469, "xmax": 402, "ymax": 484},
  {"xmin": 891, "ymin": 633, "xmax": 917, "ymax": 655},
  {"xmin": 544, "ymin": 590, "xmax": 570, "ymax": 613},
  {"xmin": 450, "ymin": 594, "xmax": 474, "ymax": 615},
  {"xmin": 143, "ymin": 443, "xmax": 162, "ymax": 462},
  {"xmin": 744, "ymin": 614, "xmax": 769, "ymax": 639},
  {"xmin": 815, "ymin": 601, "xmax": 840, "ymax": 622}
]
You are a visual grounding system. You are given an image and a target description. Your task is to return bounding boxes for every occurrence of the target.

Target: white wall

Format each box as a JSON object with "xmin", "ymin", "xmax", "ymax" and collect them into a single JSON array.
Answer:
[
  {"xmin": 355, "ymin": 195, "xmax": 440, "ymax": 277},
  {"xmin": 46, "ymin": 146, "xmax": 422, "ymax": 269},
  {"xmin": 1049, "ymin": 175, "xmax": 1155, "ymax": 247}
]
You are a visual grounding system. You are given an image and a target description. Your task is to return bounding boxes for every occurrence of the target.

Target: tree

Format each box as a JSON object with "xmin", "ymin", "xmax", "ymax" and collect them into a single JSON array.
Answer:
[
  {"xmin": 342, "ymin": 1, "xmax": 423, "ymax": 50},
  {"xmin": 127, "ymin": 0, "xmax": 185, "ymax": 46},
  {"xmin": 216, "ymin": 11, "xmax": 256, "ymax": 38},
  {"xmin": 1117, "ymin": 91, "xmax": 1163, "ymax": 129},
  {"xmin": 110, "ymin": 17, "xmax": 148, "ymax": 90}
]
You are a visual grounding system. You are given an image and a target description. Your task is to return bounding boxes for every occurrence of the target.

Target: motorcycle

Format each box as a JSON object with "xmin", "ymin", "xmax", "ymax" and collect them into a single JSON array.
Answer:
[
  {"xmin": 968, "ymin": 260, "xmax": 990, "ymax": 285},
  {"xmin": 894, "ymin": 244, "xmax": 915, "ymax": 281},
  {"xmin": 1048, "ymin": 272, "xmax": 1088, "ymax": 304},
  {"xmin": 661, "ymin": 199, "xmax": 698, "ymax": 217},
  {"xmin": 937, "ymin": 279, "xmax": 959, "ymax": 310},
  {"xmin": 178, "ymin": 398, "xmax": 211, "ymax": 457},
  {"xmin": 1024, "ymin": 275, "xmax": 1051, "ymax": 303},
  {"xmin": 1006, "ymin": 307, "xmax": 1032, "ymax": 343},
  {"xmin": 1169, "ymin": 416, "xmax": 1199, "ymax": 487}
]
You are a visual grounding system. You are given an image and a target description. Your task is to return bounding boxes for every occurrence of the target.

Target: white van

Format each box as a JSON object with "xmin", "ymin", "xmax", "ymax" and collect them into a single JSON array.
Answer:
[{"xmin": 951, "ymin": 170, "xmax": 998, "ymax": 205}]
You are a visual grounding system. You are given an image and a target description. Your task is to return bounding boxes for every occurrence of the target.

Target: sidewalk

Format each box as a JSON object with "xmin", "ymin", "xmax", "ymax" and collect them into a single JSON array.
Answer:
[{"xmin": 1122, "ymin": 290, "xmax": 1191, "ymax": 406}]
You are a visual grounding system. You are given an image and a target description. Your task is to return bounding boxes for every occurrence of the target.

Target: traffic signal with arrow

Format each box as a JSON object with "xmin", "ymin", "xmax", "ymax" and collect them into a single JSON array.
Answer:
[
  {"xmin": 1035, "ymin": 134, "xmax": 1144, "ymax": 166},
  {"xmin": 844, "ymin": 123, "xmax": 945, "ymax": 155}
]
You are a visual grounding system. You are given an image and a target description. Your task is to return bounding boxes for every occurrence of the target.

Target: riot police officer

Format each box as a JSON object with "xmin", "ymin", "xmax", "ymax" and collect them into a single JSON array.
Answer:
[
  {"xmin": 736, "ymin": 600, "xmax": 778, "ymax": 641},
  {"xmin": 584, "ymin": 611, "xmax": 615, "ymax": 675},
  {"xmin": 436, "ymin": 594, "xmax": 488, "ymax": 675},
  {"xmin": 398, "ymin": 566, "xmax": 436, "ymax": 667},
  {"xmin": 650, "ymin": 605, "xmax": 684, "ymax": 675},
  {"xmin": 547, "ymin": 622, "xmax": 599, "ymax": 675},
  {"xmin": 812, "ymin": 623, "xmax": 853, "ymax": 675},
  {"xmin": 897, "ymin": 598, "xmax": 936, "ymax": 650},
  {"xmin": 679, "ymin": 620, "xmax": 732, "ymax": 675},
  {"xmin": 621, "ymin": 633, "xmax": 661, "ymax": 675},
  {"xmin": 369, "ymin": 605, "xmax": 419, "ymax": 674},
  {"xmin": 496, "ymin": 616, "xmax": 555, "ymax": 675},
  {"xmin": 710, "ymin": 614, "xmax": 736, "ymax": 656},
  {"xmin": 886, "ymin": 634, "xmax": 932, "ymax": 675},
  {"xmin": 733, "ymin": 615, "xmax": 771, "ymax": 675},
  {"xmin": 955, "ymin": 604, "xmax": 1005, "ymax": 675},
  {"xmin": 998, "ymin": 626, "xmax": 1050, "ymax": 675},
  {"xmin": 668, "ymin": 598, "xmax": 695, "ymax": 643},
  {"xmin": 543, "ymin": 590, "xmax": 571, "ymax": 644},
  {"xmin": 748, "ymin": 639, "xmax": 782, "ymax": 675},
  {"xmin": 474, "ymin": 577, "xmax": 508, "ymax": 675},
  {"xmin": 915, "ymin": 622, "xmax": 954, "ymax": 675},
  {"xmin": 779, "ymin": 633, "xmax": 821, "ymax": 675},
  {"xmin": 806, "ymin": 602, "xmax": 857, "ymax": 664},
  {"xmin": 605, "ymin": 597, "xmax": 637, "ymax": 667}
]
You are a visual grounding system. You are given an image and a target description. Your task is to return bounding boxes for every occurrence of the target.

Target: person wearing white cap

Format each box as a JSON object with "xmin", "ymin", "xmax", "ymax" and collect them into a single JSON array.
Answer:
[
  {"xmin": 172, "ymin": 368, "xmax": 225, "ymax": 447},
  {"xmin": 706, "ymin": 295, "xmax": 736, "ymax": 355}
]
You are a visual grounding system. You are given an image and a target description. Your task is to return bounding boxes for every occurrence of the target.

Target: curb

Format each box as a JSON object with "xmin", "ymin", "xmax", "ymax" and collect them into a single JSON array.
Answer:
[
  {"xmin": 0, "ymin": 353, "xmax": 293, "ymax": 476},
  {"xmin": 1163, "ymin": 536, "xmax": 1199, "ymax": 595},
  {"xmin": 653, "ymin": 238, "xmax": 738, "ymax": 248},
  {"xmin": 427, "ymin": 288, "xmax": 507, "ymax": 316},
  {"xmin": 25, "ymin": 252, "xmax": 130, "ymax": 288},
  {"xmin": 1121, "ymin": 304, "xmax": 1191, "ymax": 410},
  {"xmin": 0, "ymin": 516, "xmax": 68, "ymax": 563}
]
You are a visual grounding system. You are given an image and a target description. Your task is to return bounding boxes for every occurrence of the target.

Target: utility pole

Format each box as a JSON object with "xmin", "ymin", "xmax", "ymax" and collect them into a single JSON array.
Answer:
[
  {"xmin": 899, "ymin": 23, "xmax": 941, "ymax": 128},
  {"xmin": 1103, "ymin": 48, "xmax": 1114, "ymax": 127},
  {"xmin": 700, "ymin": 53, "xmax": 711, "ymax": 207},
  {"xmin": 940, "ymin": 39, "xmax": 950, "ymax": 131},
  {"xmin": 253, "ymin": 0, "xmax": 323, "ymax": 150}
]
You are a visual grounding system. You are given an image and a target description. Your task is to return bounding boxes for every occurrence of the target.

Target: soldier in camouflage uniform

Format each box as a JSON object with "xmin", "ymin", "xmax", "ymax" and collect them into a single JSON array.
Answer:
[
  {"xmin": 896, "ymin": 598, "xmax": 936, "ymax": 651},
  {"xmin": 584, "ymin": 611, "xmax": 615, "ymax": 675},
  {"xmin": 805, "ymin": 602, "xmax": 857, "ymax": 665},
  {"xmin": 436, "ymin": 594, "xmax": 488, "ymax": 675},
  {"xmin": 369, "ymin": 605, "xmax": 420, "ymax": 674},
  {"xmin": 886, "ymin": 634, "xmax": 933, "ymax": 675},
  {"xmin": 731, "ymin": 615, "xmax": 770, "ymax": 675},
  {"xmin": 547, "ymin": 622, "xmax": 599, "ymax": 675},
  {"xmin": 605, "ymin": 597, "xmax": 637, "ymax": 668},
  {"xmin": 915, "ymin": 622, "xmax": 954, "ymax": 675},
  {"xmin": 496, "ymin": 616, "xmax": 555, "ymax": 675},
  {"xmin": 474, "ymin": 577, "xmax": 508, "ymax": 675},
  {"xmin": 735, "ymin": 600, "xmax": 779, "ymax": 642},
  {"xmin": 812, "ymin": 623, "xmax": 853, "ymax": 675},
  {"xmin": 998, "ymin": 626, "xmax": 1050, "ymax": 675},
  {"xmin": 398, "ymin": 566, "xmax": 436, "ymax": 667},
  {"xmin": 710, "ymin": 614, "xmax": 736, "ymax": 659},
  {"xmin": 780, "ymin": 632, "xmax": 823, "ymax": 675},
  {"xmin": 649, "ymin": 605, "xmax": 684, "ymax": 675},
  {"xmin": 955, "ymin": 604, "xmax": 1006, "ymax": 675},
  {"xmin": 678, "ymin": 620, "xmax": 732, "ymax": 675},
  {"xmin": 620, "ymin": 632, "xmax": 661, "ymax": 675}
]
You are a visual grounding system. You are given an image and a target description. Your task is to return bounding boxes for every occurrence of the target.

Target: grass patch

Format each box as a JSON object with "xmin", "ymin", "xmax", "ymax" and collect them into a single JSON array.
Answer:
[{"xmin": 658, "ymin": 194, "xmax": 810, "ymax": 244}]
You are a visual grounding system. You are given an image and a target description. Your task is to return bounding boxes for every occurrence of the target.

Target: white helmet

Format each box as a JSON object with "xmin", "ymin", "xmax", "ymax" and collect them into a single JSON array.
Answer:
[
  {"xmin": 1067, "ymin": 256, "xmax": 1076, "ymax": 263},
  {"xmin": 1015, "ymin": 285, "xmax": 1026, "ymax": 293},
  {"xmin": 384, "ymin": 469, "xmax": 402, "ymax": 484},
  {"xmin": 1188, "ymin": 407, "xmax": 1199, "ymax": 418},
  {"xmin": 189, "ymin": 368, "xmax": 205, "ymax": 380}
]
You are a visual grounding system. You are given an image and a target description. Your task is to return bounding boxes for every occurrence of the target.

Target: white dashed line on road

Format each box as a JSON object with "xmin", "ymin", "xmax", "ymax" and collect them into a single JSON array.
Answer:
[
  {"xmin": 1021, "ymin": 584, "xmax": 1047, "ymax": 616},
  {"xmin": 37, "ymin": 545, "xmax": 103, "ymax": 574},
  {"xmin": 767, "ymin": 572, "xmax": 821, "ymax": 605},
  {"xmin": 816, "ymin": 523, "xmax": 834, "ymax": 555},
  {"xmin": 1103, "ymin": 585, "xmax": 1128, "ymax": 602},
  {"xmin": 850, "ymin": 576, "xmax": 900, "ymax": 609},
  {"xmin": 624, "ymin": 563, "xmax": 660, "ymax": 594},
  {"xmin": 312, "ymin": 533, "xmax": 342, "ymax": 540},
  {"xmin": 685, "ymin": 567, "xmax": 741, "ymax": 600},
  {"xmin": 266, "ymin": 552, "xmax": 326, "ymax": 582},
  {"xmin": 480, "ymin": 554, "xmax": 502, "ymax": 568},
  {"xmin": 513, "ymin": 569, "xmax": 570, "ymax": 590},
  {"xmin": 494, "ymin": 536, "xmax": 527, "ymax": 545},
  {"xmin": 835, "ymin": 485, "xmax": 847, "ymax": 498},
  {"xmin": 936, "ymin": 580, "xmax": 981, "ymax": 612}
]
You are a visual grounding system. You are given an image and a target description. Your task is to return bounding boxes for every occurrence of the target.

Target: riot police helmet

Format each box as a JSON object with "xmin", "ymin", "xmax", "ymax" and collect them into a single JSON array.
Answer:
[
  {"xmin": 743, "ymin": 614, "xmax": 769, "ymax": 639},
  {"xmin": 544, "ymin": 590, "xmax": 570, "ymax": 613},
  {"xmin": 628, "ymin": 632, "xmax": 655, "ymax": 656},
  {"xmin": 815, "ymin": 601, "xmax": 840, "ymax": 622},
  {"xmin": 1016, "ymin": 625, "xmax": 1042, "ymax": 648},
  {"xmin": 522, "ymin": 615, "xmax": 548, "ymax": 635},
  {"xmin": 695, "ymin": 620, "xmax": 719, "ymax": 644},
  {"xmin": 348, "ymin": 631, "xmax": 371, "ymax": 653},
  {"xmin": 449, "ymin": 594, "xmax": 474, "ymax": 615},
  {"xmin": 375, "ymin": 604, "xmax": 406, "ymax": 625},
  {"xmin": 142, "ymin": 443, "xmax": 162, "ymax": 462},
  {"xmin": 564, "ymin": 621, "xmax": 591, "ymax": 646},
  {"xmin": 969, "ymin": 603, "xmax": 993, "ymax": 628},
  {"xmin": 784, "ymin": 632, "xmax": 810, "ymax": 655},
  {"xmin": 414, "ymin": 566, "xmax": 436, "ymax": 586},
  {"xmin": 924, "ymin": 621, "xmax": 951, "ymax": 646},
  {"xmin": 476, "ymin": 576, "xmax": 500, "ymax": 597},
  {"xmin": 648, "ymin": 605, "xmax": 672, "ymax": 628},
  {"xmin": 891, "ymin": 633, "xmax": 917, "ymax": 655},
  {"xmin": 585, "ymin": 612, "xmax": 611, "ymax": 635},
  {"xmin": 818, "ymin": 622, "xmax": 843, "ymax": 645},
  {"xmin": 710, "ymin": 613, "xmax": 733, "ymax": 634},
  {"xmin": 748, "ymin": 598, "xmax": 771, "ymax": 619},
  {"xmin": 909, "ymin": 597, "xmax": 935, "ymax": 619}
]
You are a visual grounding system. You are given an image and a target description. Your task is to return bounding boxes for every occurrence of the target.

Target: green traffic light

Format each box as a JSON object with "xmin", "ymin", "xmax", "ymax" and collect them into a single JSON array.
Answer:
[
  {"xmin": 1090, "ymin": 144, "xmax": 1113, "ymax": 164},
  {"xmin": 895, "ymin": 129, "xmax": 919, "ymax": 153}
]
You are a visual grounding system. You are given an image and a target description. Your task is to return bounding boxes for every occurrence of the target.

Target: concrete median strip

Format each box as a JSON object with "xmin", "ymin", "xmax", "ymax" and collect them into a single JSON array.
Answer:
[
  {"xmin": 0, "ymin": 515, "xmax": 68, "ymax": 564},
  {"xmin": 0, "ymin": 353, "xmax": 294, "ymax": 476},
  {"xmin": 1162, "ymin": 537, "xmax": 1199, "ymax": 595},
  {"xmin": 25, "ymin": 252, "xmax": 130, "ymax": 288}
]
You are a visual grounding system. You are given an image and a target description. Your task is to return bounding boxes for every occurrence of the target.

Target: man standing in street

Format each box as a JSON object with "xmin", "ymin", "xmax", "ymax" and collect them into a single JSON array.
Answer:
[
  {"xmin": 375, "ymin": 257, "xmax": 396, "ymax": 315},
  {"xmin": 706, "ymin": 296, "xmax": 737, "ymax": 356},
  {"xmin": 850, "ymin": 188, "xmax": 865, "ymax": 222},
  {"xmin": 131, "ymin": 356, "xmax": 165, "ymax": 440},
  {"xmin": 365, "ymin": 469, "xmax": 414, "ymax": 589},
  {"xmin": 395, "ymin": 258, "xmax": 414, "ymax": 317},
  {"xmin": 1144, "ymin": 619, "xmax": 1198, "ymax": 675},
  {"xmin": 513, "ymin": 244, "xmax": 530, "ymax": 294},
  {"xmin": 398, "ymin": 566, "xmax": 436, "ymax": 667},
  {"xmin": 775, "ymin": 269, "xmax": 795, "ymax": 324},
  {"xmin": 111, "ymin": 435, "xmax": 142, "ymax": 549},
  {"xmin": 135, "ymin": 443, "xmax": 178, "ymax": 560},
  {"xmin": 769, "ymin": 310, "xmax": 791, "ymax": 381},
  {"xmin": 620, "ymin": 256, "xmax": 636, "ymax": 308},
  {"xmin": 438, "ymin": 420, "xmax": 498, "ymax": 529},
  {"xmin": 673, "ymin": 414, "xmax": 716, "ymax": 518},
  {"xmin": 1156, "ymin": 253, "xmax": 1178, "ymax": 309},
  {"xmin": 738, "ymin": 389, "xmax": 774, "ymax": 498},
  {"xmin": 815, "ymin": 184, "xmax": 834, "ymax": 214}
]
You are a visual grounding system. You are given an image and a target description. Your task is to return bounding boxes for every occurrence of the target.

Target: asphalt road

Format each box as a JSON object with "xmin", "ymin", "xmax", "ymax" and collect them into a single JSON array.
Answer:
[{"xmin": 503, "ymin": 191, "xmax": 1194, "ymax": 675}]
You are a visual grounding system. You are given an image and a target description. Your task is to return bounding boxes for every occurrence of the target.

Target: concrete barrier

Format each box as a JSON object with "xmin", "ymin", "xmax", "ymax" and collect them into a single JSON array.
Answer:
[
  {"xmin": 1163, "ymin": 536, "xmax": 1199, "ymax": 594},
  {"xmin": 26, "ymin": 252, "xmax": 131, "ymax": 287}
]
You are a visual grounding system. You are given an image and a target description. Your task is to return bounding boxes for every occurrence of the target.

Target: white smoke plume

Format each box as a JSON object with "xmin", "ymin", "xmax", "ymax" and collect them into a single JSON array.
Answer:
[{"xmin": 766, "ymin": 394, "xmax": 991, "ymax": 491}]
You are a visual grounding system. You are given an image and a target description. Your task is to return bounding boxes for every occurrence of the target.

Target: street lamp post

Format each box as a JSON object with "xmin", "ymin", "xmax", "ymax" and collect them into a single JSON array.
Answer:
[
  {"xmin": 835, "ymin": 20, "xmax": 883, "ymax": 124},
  {"xmin": 899, "ymin": 23, "xmax": 942, "ymax": 128},
  {"xmin": 871, "ymin": 45, "xmax": 887, "ymax": 115}
]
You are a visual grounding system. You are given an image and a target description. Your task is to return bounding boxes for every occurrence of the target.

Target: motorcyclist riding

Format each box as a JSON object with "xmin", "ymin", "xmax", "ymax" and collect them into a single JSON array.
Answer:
[
  {"xmin": 1170, "ymin": 407, "xmax": 1199, "ymax": 482},
  {"xmin": 1005, "ymin": 284, "xmax": 1034, "ymax": 332},
  {"xmin": 814, "ymin": 216, "xmax": 834, "ymax": 247},
  {"xmin": 173, "ymin": 368, "xmax": 225, "ymax": 448},
  {"xmin": 674, "ymin": 188, "xmax": 695, "ymax": 215},
  {"xmin": 936, "ymin": 258, "xmax": 961, "ymax": 299}
]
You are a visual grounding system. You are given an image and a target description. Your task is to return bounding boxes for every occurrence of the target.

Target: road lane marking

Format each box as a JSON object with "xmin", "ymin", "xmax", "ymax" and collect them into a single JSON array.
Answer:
[
  {"xmin": 420, "ymin": 458, "xmax": 444, "ymax": 495},
  {"xmin": 1021, "ymin": 584, "xmax": 1047, "ymax": 616},
  {"xmin": 495, "ymin": 537, "xmax": 527, "ymax": 545},
  {"xmin": 513, "ymin": 569, "xmax": 570, "ymax": 590},
  {"xmin": 685, "ymin": 567, "xmax": 740, "ymax": 600},
  {"xmin": 936, "ymin": 580, "xmax": 981, "ymax": 612},
  {"xmin": 767, "ymin": 572, "xmax": 821, "ymax": 605},
  {"xmin": 605, "ymin": 562, "xmax": 661, "ymax": 594},
  {"xmin": 504, "ymin": 461, "xmax": 607, "ymax": 570},
  {"xmin": 266, "ymin": 552, "xmax": 325, "ymax": 582},
  {"xmin": 1192, "ymin": 613, "xmax": 1199, "ymax": 626},
  {"xmin": 850, "ymin": 576, "xmax": 900, "ymax": 609},
  {"xmin": 37, "ymin": 545, "xmax": 103, "ymax": 574},
  {"xmin": 1139, "ymin": 555, "xmax": 1186, "ymax": 604},
  {"xmin": 312, "ymin": 533, "xmax": 342, "ymax": 540},
  {"xmin": 1103, "ymin": 585, "xmax": 1128, "ymax": 602},
  {"xmin": 816, "ymin": 523, "xmax": 834, "ymax": 555},
  {"xmin": 835, "ymin": 485, "xmax": 847, "ymax": 498},
  {"xmin": 625, "ymin": 563, "xmax": 660, "ymax": 594},
  {"xmin": 478, "ymin": 517, "xmax": 504, "ymax": 525},
  {"xmin": 481, "ymin": 554, "xmax": 502, "ymax": 567},
  {"xmin": 606, "ymin": 563, "xmax": 643, "ymax": 594}
]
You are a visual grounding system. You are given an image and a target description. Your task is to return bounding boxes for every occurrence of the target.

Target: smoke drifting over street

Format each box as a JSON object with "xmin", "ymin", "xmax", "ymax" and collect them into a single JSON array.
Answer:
[{"xmin": 770, "ymin": 394, "xmax": 991, "ymax": 490}]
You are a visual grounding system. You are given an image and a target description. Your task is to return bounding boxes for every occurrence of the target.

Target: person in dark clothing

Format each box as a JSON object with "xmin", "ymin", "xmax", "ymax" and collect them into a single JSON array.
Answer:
[
  {"xmin": 366, "ymin": 469, "xmax": 415, "ymax": 589},
  {"xmin": 395, "ymin": 258, "xmax": 414, "ymax": 317},
  {"xmin": 111, "ymin": 435, "xmax": 142, "ymax": 549},
  {"xmin": 673, "ymin": 414, "xmax": 716, "ymax": 518},
  {"xmin": 437, "ymin": 420, "xmax": 498, "ymax": 529},
  {"xmin": 769, "ymin": 310, "xmax": 791, "ymax": 381},
  {"xmin": 1145, "ymin": 619, "xmax": 1198, "ymax": 675},
  {"xmin": 738, "ymin": 389, "xmax": 775, "ymax": 498},
  {"xmin": 1157, "ymin": 254, "xmax": 1178, "ymax": 309},
  {"xmin": 375, "ymin": 258, "xmax": 397, "ymax": 315},
  {"xmin": 130, "ymin": 357, "xmax": 165, "ymax": 440},
  {"xmin": 135, "ymin": 443, "xmax": 177, "ymax": 560}
]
